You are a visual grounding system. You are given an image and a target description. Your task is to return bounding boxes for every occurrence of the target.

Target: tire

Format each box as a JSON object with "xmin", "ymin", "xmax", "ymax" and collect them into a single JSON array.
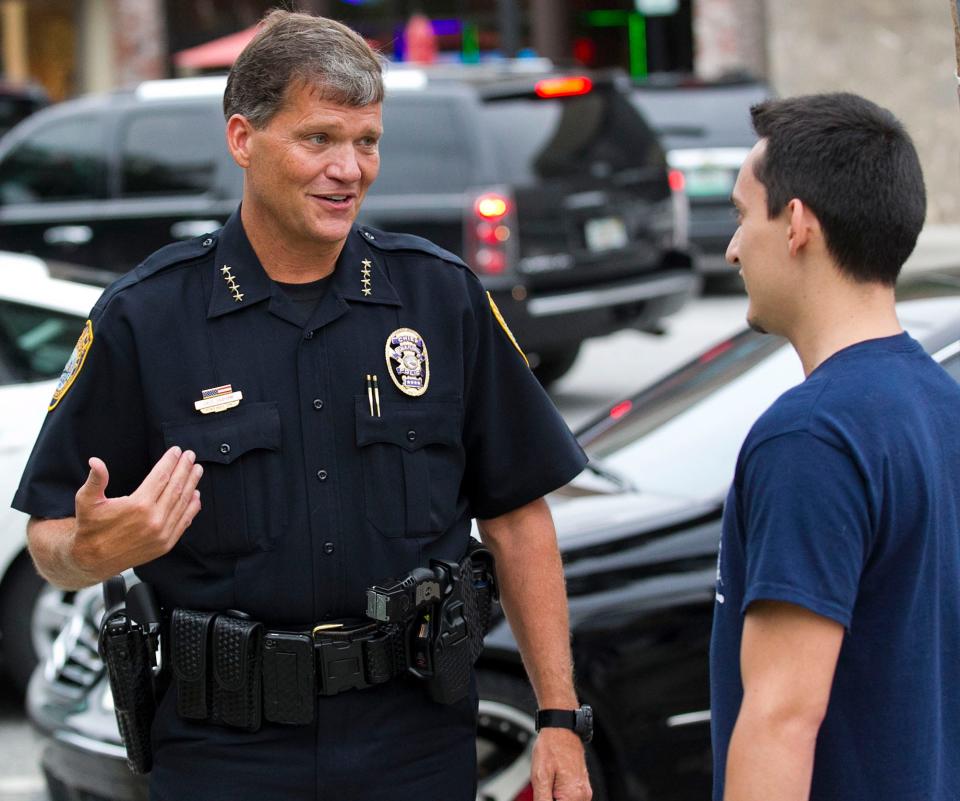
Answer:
[
  {"xmin": 532, "ymin": 345, "xmax": 582, "ymax": 387},
  {"xmin": 476, "ymin": 670, "xmax": 608, "ymax": 801},
  {"xmin": 0, "ymin": 555, "xmax": 71, "ymax": 695}
]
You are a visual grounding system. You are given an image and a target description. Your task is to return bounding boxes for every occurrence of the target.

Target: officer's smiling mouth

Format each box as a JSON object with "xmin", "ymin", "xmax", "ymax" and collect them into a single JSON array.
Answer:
[{"xmin": 311, "ymin": 193, "xmax": 355, "ymax": 209}]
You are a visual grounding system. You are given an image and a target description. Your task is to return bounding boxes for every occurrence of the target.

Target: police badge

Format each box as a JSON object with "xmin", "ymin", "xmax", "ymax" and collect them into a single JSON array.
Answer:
[{"xmin": 385, "ymin": 328, "xmax": 429, "ymax": 397}]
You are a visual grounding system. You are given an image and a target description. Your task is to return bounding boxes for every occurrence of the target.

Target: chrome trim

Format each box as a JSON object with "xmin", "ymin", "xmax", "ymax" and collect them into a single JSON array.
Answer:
[
  {"xmin": 932, "ymin": 340, "xmax": 960, "ymax": 363},
  {"xmin": 527, "ymin": 272, "xmax": 697, "ymax": 317},
  {"xmin": 53, "ymin": 730, "xmax": 128, "ymax": 760},
  {"xmin": 665, "ymin": 709, "xmax": 711, "ymax": 728}
]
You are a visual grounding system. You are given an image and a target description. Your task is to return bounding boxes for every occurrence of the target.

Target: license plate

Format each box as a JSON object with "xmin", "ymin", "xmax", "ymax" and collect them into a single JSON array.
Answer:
[
  {"xmin": 684, "ymin": 167, "xmax": 737, "ymax": 198},
  {"xmin": 584, "ymin": 216, "xmax": 628, "ymax": 252}
]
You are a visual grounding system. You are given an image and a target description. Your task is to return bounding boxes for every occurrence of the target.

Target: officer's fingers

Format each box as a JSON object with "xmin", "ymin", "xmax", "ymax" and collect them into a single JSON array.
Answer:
[
  {"xmin": 134, "ymin": 446, "xmax": 183, "ymax": 502},
  {"xmin": 164, "ymin": 463, "xmax": 203, "ymax": 532},
  {"xmin": 168, "ymin": 490, "xmax": 201, "ymax": 549},
  {"xmin": 530, "ymin": 761, "xmax": 555, "ymax": 801},
  {"xmin": 154, "ymin": 451, "xmax": 198, "ymax": 520},
  {"xmin": 75, "ymin": 457, "xmax": 110, "ymax": 509}
]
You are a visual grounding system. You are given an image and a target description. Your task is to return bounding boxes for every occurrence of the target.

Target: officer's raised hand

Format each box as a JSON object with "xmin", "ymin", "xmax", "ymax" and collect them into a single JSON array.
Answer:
[{"xmin": 26, "ymin": 446, "xmax": 202, "ymax": 590}]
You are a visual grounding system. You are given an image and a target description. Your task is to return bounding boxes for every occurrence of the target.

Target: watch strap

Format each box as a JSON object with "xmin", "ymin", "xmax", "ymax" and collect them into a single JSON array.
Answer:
[{"xmin": 535, "ymin": 708, "xmax": 577, "ymax": 731}]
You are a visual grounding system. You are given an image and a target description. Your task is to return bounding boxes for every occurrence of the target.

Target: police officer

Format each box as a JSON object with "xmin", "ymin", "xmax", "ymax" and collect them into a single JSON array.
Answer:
[{"xmin": 15, "ymin": 11, "xmax": 592, "ymax": 801}]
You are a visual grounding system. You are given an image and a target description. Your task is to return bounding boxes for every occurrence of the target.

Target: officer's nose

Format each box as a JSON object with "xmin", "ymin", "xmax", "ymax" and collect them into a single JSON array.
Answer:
[
  {"xmin": 725, "ymin": 226, "xmax": 740, "ymax": 267},
  {"xmin": 326, "ymin": 144, "xmax": 363, "ymax": 183}
]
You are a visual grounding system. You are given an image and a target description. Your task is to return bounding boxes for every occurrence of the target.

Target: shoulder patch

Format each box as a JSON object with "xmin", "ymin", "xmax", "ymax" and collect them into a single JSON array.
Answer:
[
  {"xmin": 49, "ymin": 320, "xmax": 93, "ymax": 411},
  {"xmin": 487, "ymin": 292, "xmax": 529, "ymax": 367},
  {"xmin": 357, "ymin": 227, "xmax": 468, "ymax": 269}
]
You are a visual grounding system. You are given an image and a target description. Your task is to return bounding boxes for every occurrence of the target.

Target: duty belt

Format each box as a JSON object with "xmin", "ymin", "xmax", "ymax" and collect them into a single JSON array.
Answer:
[
  {"xmin": 164, "ymin": 544, "xmax": 498, "ymax": 731},
  {"xmin": 169, "ymin": 612, "xmax": 411, "ymax": 730}
]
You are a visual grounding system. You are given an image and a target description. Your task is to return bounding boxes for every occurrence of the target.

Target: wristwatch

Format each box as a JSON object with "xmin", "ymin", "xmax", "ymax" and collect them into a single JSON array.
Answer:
[{"xmin": 534, "ymin": 704, "xmax": 594, "ymax": 743}]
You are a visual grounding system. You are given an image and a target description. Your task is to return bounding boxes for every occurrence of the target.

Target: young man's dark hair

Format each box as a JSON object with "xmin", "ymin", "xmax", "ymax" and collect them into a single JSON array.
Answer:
[{"xmin": 750, "ymin": 93, "xmax": 926, "ymax": 285}]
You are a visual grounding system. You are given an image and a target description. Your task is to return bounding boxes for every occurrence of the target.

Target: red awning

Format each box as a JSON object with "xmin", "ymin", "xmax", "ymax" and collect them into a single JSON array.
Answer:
[{"xmin": 173, "ymin": 25, "xmax": 261, "ymax": 70}]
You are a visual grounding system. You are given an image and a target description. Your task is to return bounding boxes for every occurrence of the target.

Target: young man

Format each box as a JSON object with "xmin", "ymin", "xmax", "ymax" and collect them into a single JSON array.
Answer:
[
  {"xmin": 712, "ymin": 92, "xmax": 960, "ymax": 801},
  {"xmin": 15, "ymin": 11, "xmax": 592, "ymax": 801}
]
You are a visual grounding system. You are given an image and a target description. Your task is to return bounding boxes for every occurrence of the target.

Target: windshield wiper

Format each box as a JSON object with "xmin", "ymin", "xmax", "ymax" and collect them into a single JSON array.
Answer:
[{"xmin": 582, "ymin": 458, "xmax": 637, "ymax": 492}]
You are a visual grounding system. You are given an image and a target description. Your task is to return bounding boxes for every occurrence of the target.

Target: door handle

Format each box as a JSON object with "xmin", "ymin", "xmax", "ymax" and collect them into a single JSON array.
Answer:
[
  {"xmin": 43, "ymin": 225, "xmax": 93, "ymax": 246},
  {"xmin": 170, "ymin": 220, "xmax": 221, "ymax": 240}
]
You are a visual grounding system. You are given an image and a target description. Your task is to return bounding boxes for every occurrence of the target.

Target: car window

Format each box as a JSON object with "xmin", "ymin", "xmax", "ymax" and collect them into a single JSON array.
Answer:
[
  {"xmin": 479, "ymin": 88, "xmax": 661, "ymax": 185},
  {"xmin": 631, "ymin": 84, "xmax": 770, "ymax": 150},
  {"xmin": 0, "ymin": 114, "xmax": 107, "ymax": 204},
  {"xmin": 372, "ymin": 97, "xmax": 475, "ymax": 194},
  {"xmin": 120, "ymin": 109, "xmax": 226, "ymax": 196},
  {"xmin": 939, "ymin": 350, "xmax": 960, "ymax": 382},
  {"xmin": 0, "ymin": 300, "xmax": 86, "ymax": 383}
]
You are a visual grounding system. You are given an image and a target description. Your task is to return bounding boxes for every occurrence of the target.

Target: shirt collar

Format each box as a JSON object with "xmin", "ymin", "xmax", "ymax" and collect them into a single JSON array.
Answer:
[
  {"xmin": 332, "ymin": 228, "xmax": 402, "ymax": 308},
  {"xmin": 208, "ymin": 213, "xmax": 401, "ymax": 318},
  {"xmin": 208, "ymin": 209, "xmax": 273, "ymax": 318}
]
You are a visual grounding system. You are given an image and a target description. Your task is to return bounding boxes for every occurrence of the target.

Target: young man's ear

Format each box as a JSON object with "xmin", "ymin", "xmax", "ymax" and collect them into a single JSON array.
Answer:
[
  {"xmin": 786, "ymin": 198, "xmax": 820, "ymax": 257},
  {"xmin": 225, "ymin": 114, "xmax": 255, "ymax": 169}
]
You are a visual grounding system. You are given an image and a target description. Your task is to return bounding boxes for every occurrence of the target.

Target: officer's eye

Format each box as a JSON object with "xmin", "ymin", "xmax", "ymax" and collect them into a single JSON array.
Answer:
[{"xmin": 309, "ymin": 134, "xmax": 328, "ymax": 145}]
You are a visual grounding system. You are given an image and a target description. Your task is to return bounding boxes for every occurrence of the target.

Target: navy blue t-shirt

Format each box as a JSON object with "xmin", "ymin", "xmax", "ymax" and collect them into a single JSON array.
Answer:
[{"xmin": 711, "ymin": 333, "xmax": 960, "ymax": 800}]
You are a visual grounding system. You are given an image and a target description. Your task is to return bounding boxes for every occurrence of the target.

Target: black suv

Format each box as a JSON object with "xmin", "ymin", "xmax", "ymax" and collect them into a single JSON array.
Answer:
[
  {"xmin": 0, "ymin": 79, "xmax": 48, "ymax": 138},
  {"xmin": 0, "ymin": 67, "xmax": 695, "ymax": 382}
]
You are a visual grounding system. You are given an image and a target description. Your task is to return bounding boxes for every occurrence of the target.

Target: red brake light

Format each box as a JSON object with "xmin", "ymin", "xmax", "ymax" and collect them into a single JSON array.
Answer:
[
  {"xmin": 534, "ymin": 76, "xmax": 593, "ymax": 99},
  {"xmin": 668, "ymin": 169, "xmax": 686, "ymax": 193},
  {"xmin": 476, "ymin": 194, "xmax": 510, "ymax": 220},
  {"xmin": 610, "ymin": 400, "xmax": 633, "ymax": 420}
]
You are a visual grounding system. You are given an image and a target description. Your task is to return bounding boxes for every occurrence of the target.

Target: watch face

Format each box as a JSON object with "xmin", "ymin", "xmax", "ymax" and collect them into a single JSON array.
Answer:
[{"xmin": 575, "ymin": 705, "xmax": 595, "ymax": 743}]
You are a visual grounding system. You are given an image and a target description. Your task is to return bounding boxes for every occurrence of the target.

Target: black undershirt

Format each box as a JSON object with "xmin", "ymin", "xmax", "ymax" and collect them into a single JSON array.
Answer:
[{"xmin": 274, "ymin": 276, "xmax": 333, "ymax": 325}]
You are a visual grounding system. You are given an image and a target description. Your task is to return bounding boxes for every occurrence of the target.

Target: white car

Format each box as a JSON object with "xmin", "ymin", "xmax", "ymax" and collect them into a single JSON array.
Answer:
[{"xmin": 0, "ymin": 251, "xmax": 102, "ymax": 692}]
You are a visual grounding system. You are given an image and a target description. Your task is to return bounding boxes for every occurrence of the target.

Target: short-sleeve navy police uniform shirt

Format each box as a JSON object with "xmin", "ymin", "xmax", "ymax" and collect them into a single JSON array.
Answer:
[
  {"xmin": 711, "ymin": 334, "xmax": 960, "ymax": 801},
  {"xmin": 14, "ymin": 209, "xmax": 587, "ymax": 800}
]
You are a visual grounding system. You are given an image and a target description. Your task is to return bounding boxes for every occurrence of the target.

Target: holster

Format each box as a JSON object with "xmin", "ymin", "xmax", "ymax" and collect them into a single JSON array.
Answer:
[{"xmin": 98, "ymin": 608, "xmax": 156, "ymax": 774}]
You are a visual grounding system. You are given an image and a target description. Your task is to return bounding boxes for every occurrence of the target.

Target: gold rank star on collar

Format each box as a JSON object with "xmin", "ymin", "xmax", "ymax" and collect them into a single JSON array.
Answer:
[
  {"xmin": 220, "ymin": 264, "xmax": 244, "ymax": 303},
  {"xmin": 361, "ymin": 258, "xmax": 373, "ymax": 296}
]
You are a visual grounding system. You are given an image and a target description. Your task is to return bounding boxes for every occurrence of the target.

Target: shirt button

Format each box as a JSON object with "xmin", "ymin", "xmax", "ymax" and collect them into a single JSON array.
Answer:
[
  {"xmin": 220, "ymin": 443, "xmax": 231, "ymax": 454},
  {"xmin": 304, "ymin": 330, "xmax": 315, "ymax": 340},
  {"xmin": 406, "ymin": 430, "xmax": 417, "ymax": 442},
  {"xmin": 313, "ymin": 398, "xmax": 324, "ymax": 410},
  {"xmin": 323, "ymin": 542, "xmax": 335, "ymax": 555},
  {"xmin": 316, "ymin": 469, "xmax": 328, "ymax": 481}
]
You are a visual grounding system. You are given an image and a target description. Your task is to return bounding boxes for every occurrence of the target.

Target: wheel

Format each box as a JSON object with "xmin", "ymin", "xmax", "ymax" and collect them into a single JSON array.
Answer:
[
  {"xmin": 475, "ymin": 671, "xmax": 608, "ymax": 801},
  {"xmin": 0, "ymin": 555, "xmax": 73, "ymax": 694},
  {"xmin": 532, "ymin": 344, "xmax": 581, "ymax": 387}
]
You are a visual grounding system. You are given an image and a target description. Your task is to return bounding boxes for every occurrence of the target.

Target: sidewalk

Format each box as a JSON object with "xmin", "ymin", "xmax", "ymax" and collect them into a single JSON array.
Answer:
[{"xmin": 903, "ymin": 224, "xmax": 960, "ymax": 274}]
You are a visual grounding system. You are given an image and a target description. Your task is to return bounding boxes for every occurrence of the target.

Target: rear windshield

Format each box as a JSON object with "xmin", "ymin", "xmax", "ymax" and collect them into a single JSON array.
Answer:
[
  {"xmin": 373, "ymin": 97, "xmax": 477, "ymax": 194},
  {"xmin": 478, "ymin": 87, "xmax": 662, "ymax": 185},
  {"xmin": 631, "ymin": 83, "xmax": 771, "ymax": 150}
]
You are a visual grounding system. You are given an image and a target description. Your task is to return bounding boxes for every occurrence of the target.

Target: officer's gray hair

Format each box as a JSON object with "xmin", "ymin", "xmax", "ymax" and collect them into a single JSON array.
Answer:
[{"xmin": 223, "ymin": 10, "xmax": 385, "ymax": 128}]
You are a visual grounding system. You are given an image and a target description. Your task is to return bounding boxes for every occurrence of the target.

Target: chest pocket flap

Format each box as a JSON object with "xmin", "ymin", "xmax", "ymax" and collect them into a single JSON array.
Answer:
[
  {"xmin": 355, "ymin": 399, "xmax": 461, "ymax": 451},
  {"xmin": 163, "ymin": 402, "xmax": 281, "ymax": 464}
]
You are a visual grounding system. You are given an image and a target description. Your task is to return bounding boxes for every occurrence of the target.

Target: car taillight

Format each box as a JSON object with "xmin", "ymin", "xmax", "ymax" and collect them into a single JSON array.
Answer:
[
  {"xmin": 534, "ymin": 76, "xmax": 593, "ymax": 98},
  {"xmin": 476, "ymin": 193, "xmax": 510, "ymax": 220},
  {"xmin": 610, "ymin": 399, "xmax": 632, "ymax": 419},
  {"xmin": 465, "ymin": 189, "xmax": 517, "ymax": 275},
  {"xmin": 667, "ymin": 167, "xmax": 690, "ymax": 249}
]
